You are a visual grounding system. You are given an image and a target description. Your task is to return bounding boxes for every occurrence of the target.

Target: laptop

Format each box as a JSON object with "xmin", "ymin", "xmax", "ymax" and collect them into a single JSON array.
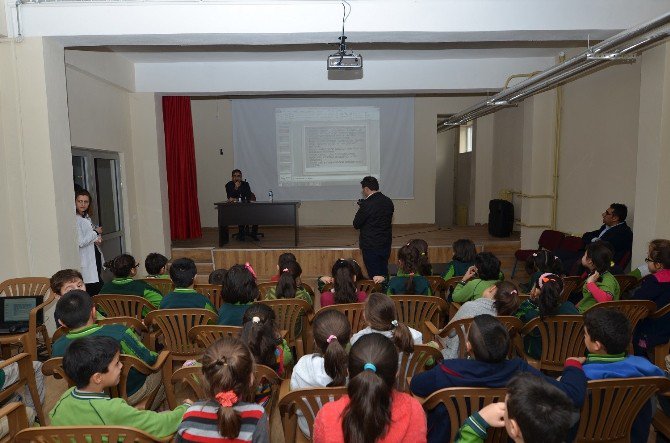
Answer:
[{"xmin": 0, "ymin": 296, "xmax": 44, "ymax": 334}]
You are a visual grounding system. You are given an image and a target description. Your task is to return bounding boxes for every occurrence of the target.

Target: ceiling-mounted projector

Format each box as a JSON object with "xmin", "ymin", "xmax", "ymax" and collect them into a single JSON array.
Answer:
[{"xmin": 327, "ymin": 35, "xmax": 362, "ymax": 71}]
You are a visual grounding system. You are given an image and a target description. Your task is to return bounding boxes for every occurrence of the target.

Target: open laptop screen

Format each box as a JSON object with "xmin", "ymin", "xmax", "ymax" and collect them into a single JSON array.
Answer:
[{"xmin": 4, "ymin": 298, "xmax": 37, "ymax": 323}]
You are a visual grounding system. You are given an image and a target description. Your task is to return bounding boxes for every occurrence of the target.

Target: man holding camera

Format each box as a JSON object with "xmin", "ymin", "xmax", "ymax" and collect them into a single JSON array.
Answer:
[{"xmin": 353, "ymin": 176, "xmax": 394, "ymax": 279}]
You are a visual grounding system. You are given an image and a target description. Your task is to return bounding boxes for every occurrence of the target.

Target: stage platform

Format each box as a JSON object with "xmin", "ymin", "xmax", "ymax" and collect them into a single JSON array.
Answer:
[{"xmin": 171, "ymin": 225, "xmax": 522, "ymax": 283}]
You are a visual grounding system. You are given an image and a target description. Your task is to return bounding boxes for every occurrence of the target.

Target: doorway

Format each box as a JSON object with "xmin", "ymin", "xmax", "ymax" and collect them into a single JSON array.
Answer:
[{"xmin": 71, "ymin": 148, "xmax": 125, "ymax": 261}]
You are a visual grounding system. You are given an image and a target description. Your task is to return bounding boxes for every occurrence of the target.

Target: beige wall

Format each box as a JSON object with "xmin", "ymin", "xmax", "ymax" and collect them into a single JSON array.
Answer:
[
  {"xmin": 492, "ymin": 105, "xmax": 524, "ymax": 217},
  {"xmin": 191, "ymin": 96, "xmax": 482, "ymax": 227},
  {"xmin": 66, "ymin": 61, "xmax": 171, "ymax": 264},
  {"xmin": 555, "ymin": 63, "xmax": 641, "ymax": 235}
]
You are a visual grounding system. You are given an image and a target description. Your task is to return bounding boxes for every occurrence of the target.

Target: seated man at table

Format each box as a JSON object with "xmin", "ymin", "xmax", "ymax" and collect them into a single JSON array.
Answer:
[{"xmin": 225, "ymin": 168, "xmax": 259, "ymax": 241}]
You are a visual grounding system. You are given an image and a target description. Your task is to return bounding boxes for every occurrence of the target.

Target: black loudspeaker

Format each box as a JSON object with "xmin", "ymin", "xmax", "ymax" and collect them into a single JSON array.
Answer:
[{"xmin": 488, "ymin": 199, "xmax": 514, "ymax": 237}]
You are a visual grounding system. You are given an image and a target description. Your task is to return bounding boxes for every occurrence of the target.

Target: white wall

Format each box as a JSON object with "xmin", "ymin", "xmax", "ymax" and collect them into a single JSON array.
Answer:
[
  {"xmin": 492, "ymin": 105, "xmax": 524, "ymax": 217},
  {"xmin": 191, "ymin": 96, "xmax": 482, "ymax": 226}
]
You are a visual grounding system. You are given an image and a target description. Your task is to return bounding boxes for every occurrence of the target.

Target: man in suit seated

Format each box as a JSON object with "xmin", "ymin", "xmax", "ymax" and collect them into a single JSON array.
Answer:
[
  {"xmin": 557, "ymin": 203, "xmax": 633, "ymax": 275},
  {"xmin": 225, "ymin": 169, "xmax": 259, "ymax": 241}
]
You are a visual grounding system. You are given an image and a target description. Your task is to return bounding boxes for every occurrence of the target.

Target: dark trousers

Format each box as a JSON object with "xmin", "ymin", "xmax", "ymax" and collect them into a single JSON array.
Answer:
[
  {"xmin": 236, "ymin": 225, "xmax": 258, "ymax": 240},
  {"xmin": 361, "ymin": 246, "xmax": 391, "ymax": 279}
]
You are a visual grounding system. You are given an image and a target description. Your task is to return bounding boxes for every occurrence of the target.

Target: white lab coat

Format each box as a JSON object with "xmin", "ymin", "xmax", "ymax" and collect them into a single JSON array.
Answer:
[{"xmin": 76, "ymin": 214, "xmax": 102, "ymax": 283}]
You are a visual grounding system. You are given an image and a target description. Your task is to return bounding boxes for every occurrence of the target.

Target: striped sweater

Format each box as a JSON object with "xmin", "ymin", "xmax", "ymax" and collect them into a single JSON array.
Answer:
[{"xmin": 176, "ymin": 400, "xmax": 269, "ymax": 443}]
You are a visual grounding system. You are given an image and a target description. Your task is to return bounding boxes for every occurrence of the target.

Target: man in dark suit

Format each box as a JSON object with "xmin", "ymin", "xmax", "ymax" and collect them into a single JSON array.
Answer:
[
  {"xmin": 225, "ymin": 169, "xmax": 258, "ymax": 241},
  {"xmin": 353, "ymin": 176, "xmax": 394, "ymax": 279},
  {"xmin": 558, "ymin": 203, "xmax": 633, "ymax": 274}
]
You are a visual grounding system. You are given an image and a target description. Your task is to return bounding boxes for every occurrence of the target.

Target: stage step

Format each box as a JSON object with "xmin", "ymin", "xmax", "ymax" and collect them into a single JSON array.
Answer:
[{"xmin": 171, "ymin": 247, "xmax": 214, "ymax": 262}]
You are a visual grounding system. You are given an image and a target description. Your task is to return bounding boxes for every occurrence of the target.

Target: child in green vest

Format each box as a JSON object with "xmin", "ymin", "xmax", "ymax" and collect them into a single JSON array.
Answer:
[
  {"xmin": 160, "ymin": 258, "xmax": 216, "ymax": 313},
  {"xmin": 145, "ymin": 252, "xmax": 170, "ymax": 279},
  {"xmin": 100, "ymin": 254, "xmax": 163, "ymax": 309},
  {"xmin": 576, "ymin": 242, "xmax": 620, "ymax": 313}
]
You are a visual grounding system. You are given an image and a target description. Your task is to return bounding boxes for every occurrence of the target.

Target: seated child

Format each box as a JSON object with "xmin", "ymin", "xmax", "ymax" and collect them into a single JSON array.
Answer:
[
  {"xmin": 208, "ymin": 268, "xmax": 228, "ymax": 286},
  {"xmin": 240, "ymin": 304, "xmax": 293, "ymax": 379},
  {"xmin": 0, "ymin": 357, "xmax": 45, "ymax": 433},
  {"xmin": 408, "ymin": 238, "xmax": 432, "ymax": 276},
  {"xmin": 576, "ymin": 242, "xmax": 620, "ymax": 312},
  {"xmin": 317, "ymin": 258, "xmax": 367, "ymax": 292},
  {"xmin": 351, "ymin": 292, "xmax": 423, "ymax": 350},
  {"xmin": 217, "ymin": 264, "xmax": 259, "ymax": 326},
  {"xmin": 442, "ymin": 281, "xmax": 520, "ymax": 359},
  {"xmin": 452, "ymin": 252, "xmax": 502, "ymax": 303},
  {"xmin": 320, "ymin": 259, "xmax": 368, "ymax": 307},
  {"xmin": 53, "ymin": 290, "xmax": 161, "ymax": 407},
  {"xmin": 50, "ymin": 336, "xmax": 190, "ymax": 438},
  {"xmin": 291, "ymin": 310, "xmax": 350, "ymax": 437},
  {"xmin": 582, "ymin": 308, "xmax": 664, "ymax": 442},
  {"xmin": 100, "ymin": 254, "xmax": 163, "ymax": 309},
  {"xmin": 387, "ymin": 245, "xmax": 431, "ymax": 295},
  {"xmin": 633, "ymin": 239, "xmax": 670, "ymax": 356},
  {"xmin": 410, "ymin": 314, "xmax": 586, "ymax": 443},
  {"xmin": 313, "ymin": 333, "xmax": 427, "ymax": 443},
  {"xmin": 176, "ymin": 337, "xmax": 269, "ymax": 442},
  {"xmin": 455, "ymin": 374, "xmax": 577, "ymax": 443},
  {"xmin": 521, "ymin": 250, "xmax": 563, "ymax": 293},
  {"xmin": 160, "ymin": 258, "xmax": 216, "ymax": 313},
  {"xmin": 145, "ymin": 252, "xmax": 170, "ymax": 279},
  {"xmin": 265, "ymin": 260, "xmax": 312, "ymax": 305},
  {"xmin": 270, "ymin": 252, "xmax": 297, "ymax": 282},
  {"xmin": 442, "ymin": 239, "xmax": 477, "ymax": 281},
  {"xmin": 50, "ymin": 268, "xmax": 89, "ymax": 327},
  {"xmin": 515, "ymin": 273, "xmax": 578, "ymax": 359}
]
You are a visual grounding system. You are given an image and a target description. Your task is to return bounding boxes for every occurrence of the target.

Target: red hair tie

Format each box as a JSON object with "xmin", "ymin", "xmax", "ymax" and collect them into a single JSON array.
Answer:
[
  {"xmin": 215, "ymin": 391, "xmax": 238, "ymax": 408},
  {"xmin": 244, "ymin": 262, "xmax": 257, "ymax": 279}
]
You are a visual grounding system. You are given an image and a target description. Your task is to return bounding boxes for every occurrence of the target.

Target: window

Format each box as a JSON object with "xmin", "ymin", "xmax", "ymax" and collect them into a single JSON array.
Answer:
[{"xmin": 459, "ymin": 122, "xmax": 473, "ymax": 154}]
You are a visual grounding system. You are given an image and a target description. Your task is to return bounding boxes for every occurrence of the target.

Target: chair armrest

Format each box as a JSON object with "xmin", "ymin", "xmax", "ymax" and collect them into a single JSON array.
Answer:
[
  {"xmin": 278, "ymin": 378, "xmax": 291, "ymax": 401},
  {"xmin": 0, "ymin": 402, "xmax": 29, "ymax": 438},
  {"xmin": 651, "ymin": 303, "xmax": 670, "ymax": 319},
  {"xmin": 425, "ymin": 321, "xmax": 441, "ymax": 336},
  {"xmin": 28, "ymin": 294, "xmax": 55, "ymax": 332},
  {"xmin": 0, "ymin": 353, "xmax": 30, "ymax": 371}
]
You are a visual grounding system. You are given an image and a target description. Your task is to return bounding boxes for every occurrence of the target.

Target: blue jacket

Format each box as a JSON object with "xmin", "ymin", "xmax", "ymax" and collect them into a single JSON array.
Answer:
[
  {"xmin": 583, "ymin": 353, "xmax": 665, "ymax": 443},
  {"xmin": 410, "ymin": 357, "xmax": 587, "ymax": 443}
]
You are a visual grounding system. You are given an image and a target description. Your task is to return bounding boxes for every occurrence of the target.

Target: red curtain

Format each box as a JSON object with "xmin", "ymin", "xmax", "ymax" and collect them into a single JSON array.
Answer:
[{"xmin": 162, "ymin": 96, "xmax": 202, "ymax": 240}]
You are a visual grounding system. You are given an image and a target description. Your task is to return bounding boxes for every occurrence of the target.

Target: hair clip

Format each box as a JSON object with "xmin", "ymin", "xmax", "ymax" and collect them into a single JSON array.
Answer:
[
  {"xmin": 391, "ymin": 320, "xmax": 399, "ymax": 328},
  {"xmin": 282, "ymin": 268, "xmax": 290, "ymax": 273},
  {"xmin": 363, "ymin": 362, "xmax": 377, "ymax": 373},
  {"xmin": 409, "ymin": 272, "xmax": 415, "ymax": 277},
  {"xmin": 326, "ymin": 334, "xmax": 337, "ymax": 344},
  {"xmin": 538, "ymin": 272, "xmax": 555, "ymax": 288},
  {"xmin": 244, "ymin": 262, "xmax": 257, "ymax": 279},
  {"xmin": 252, "ymin": 316, "xmax": 261, "ymax": 323},
  {"xmin": 215, "ymin": 391, "xmax": 238, "ymax": 408},
  {"xmin": 510, "ymin": 290, "xmax": 518, "ymax": 295},
  {"xmin": 532, "ymin": 253, "xmax": 538, "ymax": 257}
]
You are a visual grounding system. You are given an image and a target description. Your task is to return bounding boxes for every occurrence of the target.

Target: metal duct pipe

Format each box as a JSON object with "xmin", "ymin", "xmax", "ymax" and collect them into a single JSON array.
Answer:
[{"xmin": 438, "ymin": 11, "xmax": 670, "ymax": 131}]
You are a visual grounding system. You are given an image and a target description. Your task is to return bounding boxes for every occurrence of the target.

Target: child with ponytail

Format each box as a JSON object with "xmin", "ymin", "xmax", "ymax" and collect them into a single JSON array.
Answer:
[
  {"xmin": 100, "ymin": 253, "xmax": 163, "ymax": 310},
  {"xmin": 408, "ymin": 239, "xmax": 432, "ymax": 277},
  {"xmin": 321, "ymin": 259, "xmax": 368, "ymax": 307},
  {"xmin": 521, "ymin": 249, "xmax": 563, "ymax": 292},
  {"xmin": 265, "ymin": 260, "xmax": 312, "ymax": 305},
  {"xmin": 314, "ymin": 333, "xmax": 427, "ymax": 443},
  {"xmin": 176, "ymin": 337, "xmax": 269, "ymax": 442},
  {"xmin": 515, "ymin": 273, "xmax": 578, "ymax": 359},
  {"xmin": 576, "ymin": 242, "xmax": 621, "ymax": 312},
  {"xmin": 240, "ymin": 304, "xmax": 293, "ymax": 378},
  {"xmin": 387, "ymin": 245, "xmax": 431, "ymax": 295},
  {"xmin": 351, "ymin": 293, "xmax": 422, "ymax": 353},
  {"xmin": 291, "ymin": 310, "xmax": 351, "ymax": 437}
]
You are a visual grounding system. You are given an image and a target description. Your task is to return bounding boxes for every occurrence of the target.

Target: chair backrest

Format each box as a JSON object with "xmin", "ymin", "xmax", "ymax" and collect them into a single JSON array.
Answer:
[
  {"xmin": 0, "ymin": 277, "xmax": 51, "ymax": 297},
  {"xmin": 0, "ymin": 402, "xmax": 29, "ymax": 443},
  {"xmin": 422, "ymin": 387, "xmax": 509, "ymax": 443},
  {"xmin": 300, "ymin": 282, "xmax": 315, "ymax": 299},
  {"xmin": 93, "ymin": 294, "xmax": 155, "ymax": 319},
  {"xmin": 522, "ymin": 315, "xmax": 586, "ymax": 372},
  {"xmin": 15, "ymin": 426, "xmax": 165, "ymax": 442},
  {"xmin": 257, "ymin": 282, "xmax": 276, "ymax": 299},
  {"xmin": 537, "ymin": 229, "xmax": 565, "ymax": 250},
  {"xmin": 193, "ymin": 283, "xmax": 224, "ymax": 310},
  {"xmin": 142, "ymin": 278, "xmax": 173, "ymax": 296},
  {"xmin": 278, "ymin": 386, "xmax": 348, "ymax": 443},
  {"xmin": 561, "ymin": 276, "xmax": 583, "ymax": 303},
  {"xmin": 253, "ymin": 364, "xmax": 282, "ymax": 417},
  {"xmin": 0, "ymin": 353, "xmax": 46, "ymax": 425},
  {"xmin": 613, "ymin": 274, "xmax": 640, "ymax": 297},
  {"xmin": 442, "ymin": 276, "xmax": 463, "ymax": 300},
  {"xmin": 390, "ymin": 295, "xmax": 448, "ymax": 341},
  {"xmin": 586, "ymin": 300, "xmax": 656, "ymax": 333},
  {"xmin": 559, "ymin": 235, "xmax": 584, "ymax": 252},
  {"xmin": 188, "ymin": 324, "xmax": 242, "ymax": 348},
  {"xmin": 396, "ymin": 344, "xmax": 444, "ymax": 392},
  {"xmin": 144, "ymin": 308, "xmax": 218, "ymax": 357},
  {"xmin": 575, "ymin": 377, "xmax": 670, "ymax": 442},
  {"xmin": 316, "ymin": 302, "xmax": 367, "ymax": 334},
  {"xmin": 41, "ymin": 357, "xmax": 73, "ymax": 386},
  {"xmin": 616, "ymin": 250, "xmax": 632, "ymax": 271},
  {"xmin": 258, "ymin": 299, "xmax": 314, "ymax": 348},
  {"xmin": 425, "ymin": 276, "xmax": 448, "ymax": 300},
  {"xmin": 434, "ymin": 316, "xmax": 523, "ymax": 359},
  {"xmin": 356, "ymin": 280, "xmax": 380, "ymax": 294}
]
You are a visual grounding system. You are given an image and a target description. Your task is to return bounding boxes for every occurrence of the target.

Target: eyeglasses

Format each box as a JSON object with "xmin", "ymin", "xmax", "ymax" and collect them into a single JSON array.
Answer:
[
  {"xmin": 603, "ymin": 210, "xmax": 614, "ymax": 216},
  {"xmin": 645, "ymin": 257, "xmax": 657, "ymax": 263},
  {"xmin": 134, "ymin": 263, "xmax": 140, "ymax": 268}
]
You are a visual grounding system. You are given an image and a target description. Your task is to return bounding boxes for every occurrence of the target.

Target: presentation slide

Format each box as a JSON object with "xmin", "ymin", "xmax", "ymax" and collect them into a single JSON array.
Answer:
[
  {"xmin": 276, "ymin": 106, "xmax": 380, "ymax": 187},
  {"xmin": 232, "ymin": 97, "xmax": 414, "ymax": 201}
]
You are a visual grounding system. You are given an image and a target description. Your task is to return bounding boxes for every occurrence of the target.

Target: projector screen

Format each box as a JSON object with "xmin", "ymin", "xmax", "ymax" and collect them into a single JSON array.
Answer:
[{"xmin": 232, "ymin": 98, "xmax": 413, "ymax": 201}]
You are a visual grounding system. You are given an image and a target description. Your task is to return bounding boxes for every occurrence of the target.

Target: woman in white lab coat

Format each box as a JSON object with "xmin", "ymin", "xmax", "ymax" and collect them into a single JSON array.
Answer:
[{"xmin": 75, "ymin": 189, "xmax": 104, "ymax": 295}]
